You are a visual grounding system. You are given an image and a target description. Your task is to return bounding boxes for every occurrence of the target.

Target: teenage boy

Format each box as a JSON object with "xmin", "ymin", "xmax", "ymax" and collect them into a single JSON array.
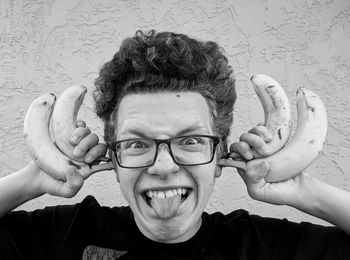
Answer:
[{"xmin": 1, "ymin": 30, "xmax": 350, "ymax": 259}]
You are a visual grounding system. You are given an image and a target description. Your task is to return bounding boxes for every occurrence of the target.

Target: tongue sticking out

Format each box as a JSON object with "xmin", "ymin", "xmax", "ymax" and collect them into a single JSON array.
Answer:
[{"xmin": 150, "ymin": 194, "xmax": 182, "ymax": 219}]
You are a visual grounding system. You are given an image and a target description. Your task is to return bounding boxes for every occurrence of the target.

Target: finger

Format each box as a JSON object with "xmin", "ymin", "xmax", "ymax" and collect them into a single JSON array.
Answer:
[
  {"xmin": 76, "ymin": 119, "xmax": 86, "ymax": 128},
  {"xmin": 229, "ymin": 141, "xmax": 253, "ymax": 160},
  {"xmin": 73, "ymin": 133, "xmax": 99, "ymax": 158},
  {"xmin": 70, "ymin": 127, "xmax": 92, "ymax": 145},
  {"xmin": 248, "ymin": 125, "xmax": 273, "ymax": 142},
  {"xmin": 84, "ymin": 143, "xmax": 108, "ymax": 164},
  {"xmin": 239, "ymin": 133, "xmax": 270, "ymax": 156}
]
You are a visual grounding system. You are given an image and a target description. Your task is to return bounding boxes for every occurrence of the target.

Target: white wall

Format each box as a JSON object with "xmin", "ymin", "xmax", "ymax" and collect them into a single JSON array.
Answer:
[{"xmin": 1, "ymin": 0, "xmax": 350, "ymax": 226}]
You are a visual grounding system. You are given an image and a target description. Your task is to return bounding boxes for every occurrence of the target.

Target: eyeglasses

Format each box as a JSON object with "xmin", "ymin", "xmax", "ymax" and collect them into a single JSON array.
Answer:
[{"xmin": 111, "ymin": 135, "xmax": 220, "ymax": 168}]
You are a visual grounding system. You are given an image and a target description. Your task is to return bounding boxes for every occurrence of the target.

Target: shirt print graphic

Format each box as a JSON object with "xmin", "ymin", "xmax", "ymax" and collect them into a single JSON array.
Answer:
[{"xmin": 82, "ymin": 245, "xmax": 128, "ymax": 259}]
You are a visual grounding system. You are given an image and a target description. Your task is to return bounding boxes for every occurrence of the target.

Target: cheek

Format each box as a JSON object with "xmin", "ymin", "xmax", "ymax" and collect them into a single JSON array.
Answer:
[
  {"xmin": 192, "ymin": 165, "xmax": 217, "ymax": 199},
  {"xmin": 117, "ymin": 170, "xmax": 139, "ymax": 202}
]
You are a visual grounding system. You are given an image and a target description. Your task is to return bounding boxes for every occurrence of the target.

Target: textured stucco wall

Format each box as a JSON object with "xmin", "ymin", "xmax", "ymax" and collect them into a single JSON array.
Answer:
[{"xmin": 1, "ymin": 0, "xmax": 350, "ymax": 226}]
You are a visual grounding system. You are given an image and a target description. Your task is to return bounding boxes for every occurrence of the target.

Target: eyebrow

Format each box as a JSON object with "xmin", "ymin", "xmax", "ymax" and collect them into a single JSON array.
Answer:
[
  {"xmin": 176, "ymin": 125, "xmax": 210, "ymax": 136},
  {"xmin": 119, "ymin": 125, "xmax": 210, "ymax": 139},
  {"xmin": 121, "ymin": 129, "xmax": 149, "ymax": 139}
]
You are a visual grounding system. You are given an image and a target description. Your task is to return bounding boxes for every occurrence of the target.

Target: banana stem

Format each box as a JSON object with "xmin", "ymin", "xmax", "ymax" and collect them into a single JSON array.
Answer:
[
  {"xmin": 90, "ymin": 161, "xmax": 115, "ymax": 174},
  {"xmin": 217, "ymin": 159, "xmax": 247, "ymax": 171}
]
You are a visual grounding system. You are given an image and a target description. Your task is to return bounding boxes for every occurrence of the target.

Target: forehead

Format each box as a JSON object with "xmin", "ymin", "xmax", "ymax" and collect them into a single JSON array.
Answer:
[{"xmin": 116, "ymin": 91, "xmax": 213, "ymax": 138}]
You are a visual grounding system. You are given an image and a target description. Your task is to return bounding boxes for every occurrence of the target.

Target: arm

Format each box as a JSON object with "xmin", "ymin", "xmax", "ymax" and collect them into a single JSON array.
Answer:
[
  {"xmin": 289, "ymin": 173, "xmax": 350, "ymax": 235},
  {"xmin": 0, "ymin": 161, "xmax": 86, "ymax": 218},
  {"xmin": 0, "ymin": 121, "xmax": 107, "ymax": 219},
  {"xmin": 0, "ymin": 162, "xmax": 43, "ymax": 218},
  {"xmin": 221, "ymin": 125, "xmax": 350, "ymax": 235}
]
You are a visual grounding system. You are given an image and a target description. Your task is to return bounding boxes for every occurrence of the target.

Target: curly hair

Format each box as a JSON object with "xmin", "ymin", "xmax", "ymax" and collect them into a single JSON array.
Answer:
[{"xmin": 94, "ymin": 30, "xmax": 236, "ymax": 155}]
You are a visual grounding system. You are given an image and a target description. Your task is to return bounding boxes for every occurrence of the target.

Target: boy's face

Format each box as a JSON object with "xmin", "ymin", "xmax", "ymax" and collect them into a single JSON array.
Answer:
[{"xmin": 114, "ymin": 91, "xmax": 222, "ymax": 243}]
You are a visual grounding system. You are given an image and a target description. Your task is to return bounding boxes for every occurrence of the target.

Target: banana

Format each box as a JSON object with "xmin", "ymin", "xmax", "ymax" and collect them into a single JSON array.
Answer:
[
  {"xmin": 219, "ymin": 87, "xmax": 328, "ymax": 182},
  {"xmin": 51, "ymin": 85, "xmax": 87, "ymax": 162},
  {"xmin": 23, "ymin": 93, "xmax": 113, "ymax": 181},
  {"xmin": 250, "ymin": 74, "xmax": 292, "ymax": 157}
]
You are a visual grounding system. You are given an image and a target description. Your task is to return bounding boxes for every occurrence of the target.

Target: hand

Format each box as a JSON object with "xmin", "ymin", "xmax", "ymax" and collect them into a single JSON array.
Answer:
[
  {"xmin": 30, "ymin": 161, "xmax": 83, "ymax": 198},
  {"xmin": 228, "ymin": 125, "xmax": 306, "ymax": 206},
  {"xmin": 237, "ymin": 160, "xmax": 310, "ymax": 206},
  {"xmin": 34, "ymin": 120, "xmax": 107, "ymax": 198}
]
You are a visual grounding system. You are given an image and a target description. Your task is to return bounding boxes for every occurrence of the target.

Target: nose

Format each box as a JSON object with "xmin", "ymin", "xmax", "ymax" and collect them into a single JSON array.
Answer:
[{"xmin": 147, "ymin": 144, "xmax": 180, "ymax": 177}]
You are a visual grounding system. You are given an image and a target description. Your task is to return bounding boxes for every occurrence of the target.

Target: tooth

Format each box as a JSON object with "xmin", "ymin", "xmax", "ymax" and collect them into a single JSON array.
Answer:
[
  {"xmin": 165, "ymin": 190, "xmax": 173, "ymax": 198},
  {"xmin": 177, "ymin": 188, "xmax": 182, "ymax": 195},
  {"xmin": 171, "ymin": 189, "xmax": 179, "ymax": 197},
  {"xmin": 158, "ymin": 191, "xmax": 165, "ymax": 199}
]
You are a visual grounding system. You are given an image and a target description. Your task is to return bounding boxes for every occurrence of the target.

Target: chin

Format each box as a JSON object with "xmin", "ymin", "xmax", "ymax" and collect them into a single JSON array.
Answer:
[
  {"xmin": 135, "ymin": 207, "xmax": 203, "ymax": 244},
  {"xmin": 150, "ymin": 224, "xmax": 187, "ymax": 243}
]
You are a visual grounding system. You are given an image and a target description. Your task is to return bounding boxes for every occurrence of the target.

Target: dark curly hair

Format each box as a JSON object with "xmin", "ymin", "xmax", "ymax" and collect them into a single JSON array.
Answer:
[{"xmin": 94, "ymin": 30, "xmax": 236, "ymax": 155}]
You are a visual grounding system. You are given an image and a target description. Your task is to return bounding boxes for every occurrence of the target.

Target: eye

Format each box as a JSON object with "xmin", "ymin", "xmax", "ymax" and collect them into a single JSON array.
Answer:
[
  {"xmin": 178, "ymin": 136, "xmax": 206, "ymax": 147},
  {"xmin": 116, "ymin": 139, "xmax": 153, "ymax": 157},
  {"xmin": 183, "ymin": 137, "xmax": 200, "ymax": 145},
  {"xmin": 127, "ymin": 141, "xmax": 148, "ymax": 149},
  {"xmin": 175, "ymin": 136, "xmax": 207, "ymax": 152}
]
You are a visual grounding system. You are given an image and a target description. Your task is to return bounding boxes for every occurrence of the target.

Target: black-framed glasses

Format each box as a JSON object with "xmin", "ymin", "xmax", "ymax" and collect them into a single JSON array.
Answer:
[{"xmin": 110, "ymin": 135, "xmax": 220, "ymax": 168}]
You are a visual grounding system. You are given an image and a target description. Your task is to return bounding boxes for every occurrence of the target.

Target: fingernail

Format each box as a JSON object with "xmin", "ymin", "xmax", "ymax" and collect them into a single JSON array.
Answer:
[
  {"xmin": 85, "ymin": 155, "xmax": 92, "ymax": 163},
  {"xmin": 266, "ymin": 132, "xmax": 273, "ymax": 141},
  {"xmin": 74, "ymin": 148, "xmax": 83, "ymax": 157},
  {"xmin": 244, "ymin": 151, "xmax": 253, "ymax": 160},
  {"xmin": 71, "ymin": 135, "xmax": 78, "ymax": 143}
]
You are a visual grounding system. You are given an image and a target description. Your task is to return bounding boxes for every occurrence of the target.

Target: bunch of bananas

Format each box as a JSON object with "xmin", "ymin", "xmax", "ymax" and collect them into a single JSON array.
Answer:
[
  {"xmin": 23, "ymin": 86, "xmax": 113, "ymax": 181},
  {"xmin": 220, "ymin": 74, "xmax": 328, "ymax": 182}
]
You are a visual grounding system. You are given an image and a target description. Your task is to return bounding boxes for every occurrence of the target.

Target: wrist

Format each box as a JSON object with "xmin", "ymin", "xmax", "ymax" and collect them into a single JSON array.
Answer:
[
  {"xmin": 18, "ymin": 162, "xmax": 45, "ymax": 200},
  {"xmin": 286, "ymin": 172, "xmax": 325, "ymax": 217},
  {"xmin": 285, "ymin": 172, "xmax": 318, "ymax": 210}
]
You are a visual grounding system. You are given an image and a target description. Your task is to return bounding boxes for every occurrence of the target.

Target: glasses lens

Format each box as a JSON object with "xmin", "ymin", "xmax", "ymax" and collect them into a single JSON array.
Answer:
[
  {"xmin": 116, "ymin": 139, "xmax": 156, "ymax": 167},
  {"xmin": 171, "ymin": 136, "xmax": 214, "ymax": 165}
]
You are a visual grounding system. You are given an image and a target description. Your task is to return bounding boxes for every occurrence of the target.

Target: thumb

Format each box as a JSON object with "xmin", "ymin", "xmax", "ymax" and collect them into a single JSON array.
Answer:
[
  {"xmin": 56, "ymin": 167, "xmax": 84, "ymax": 198},
  {"xmin": 246, "ymin": 160, "xmax": 270, "ymax": 184},
  {"xmin": 243, "ymin": 161, "xmax": 271, "ymax": 201}
]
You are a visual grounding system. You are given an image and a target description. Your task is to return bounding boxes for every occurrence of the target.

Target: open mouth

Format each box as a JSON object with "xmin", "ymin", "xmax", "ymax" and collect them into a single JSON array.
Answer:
[
  {"xmin": 144, "ymin": 188, "xmax": 190, "ymax": 204},
  {"xmin": 143, "ymin": 188, "xmax": 191, "ymax": 218}
]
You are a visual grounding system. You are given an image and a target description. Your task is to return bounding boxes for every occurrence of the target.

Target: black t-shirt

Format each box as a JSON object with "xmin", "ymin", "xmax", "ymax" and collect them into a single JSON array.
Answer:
[{"xmin": 0, "ymin": 195, "xmax": 349, "ymax": 260}]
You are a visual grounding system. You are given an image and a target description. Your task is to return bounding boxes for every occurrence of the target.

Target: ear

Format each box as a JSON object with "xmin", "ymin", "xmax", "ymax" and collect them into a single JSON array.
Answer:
[
  {"xmin": 214, "ymin": 142, "xmax": 226, "ymax": 178},
  {"xmin": 110, "ymin": 150, "xmax": 120, "ymax": 183}
]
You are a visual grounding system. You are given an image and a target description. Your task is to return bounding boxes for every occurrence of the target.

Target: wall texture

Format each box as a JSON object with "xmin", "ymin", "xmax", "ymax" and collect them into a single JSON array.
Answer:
[{"xmin": 1, "ymin": 0, "xmax": 350, "ymax": 226}]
